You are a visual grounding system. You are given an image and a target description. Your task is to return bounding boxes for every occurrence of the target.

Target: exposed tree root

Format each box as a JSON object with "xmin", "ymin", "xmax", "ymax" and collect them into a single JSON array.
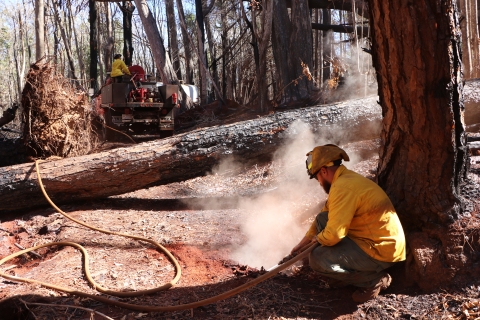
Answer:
[{"xmin": 21, "ymin": 60, "xmax": 97, "ymax": 159}]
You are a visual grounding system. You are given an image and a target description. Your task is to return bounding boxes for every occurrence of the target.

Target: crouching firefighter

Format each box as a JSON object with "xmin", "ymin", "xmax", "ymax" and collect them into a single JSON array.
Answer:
[{"xmin": 291, "ymin": 144, "xmax": 406, "ymax": 303}]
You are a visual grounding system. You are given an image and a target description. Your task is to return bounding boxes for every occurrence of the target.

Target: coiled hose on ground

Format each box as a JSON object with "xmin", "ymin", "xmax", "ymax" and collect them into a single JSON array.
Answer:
[{"xmin": 0, "ymin": 160, "xmax": 317, "ymax": 312}]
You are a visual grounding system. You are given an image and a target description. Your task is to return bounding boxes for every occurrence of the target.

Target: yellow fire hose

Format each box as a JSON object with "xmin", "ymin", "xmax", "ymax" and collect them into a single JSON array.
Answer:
[{"xmin": 0, "ymin": 160, "xmax": 318, "ymax": 312}]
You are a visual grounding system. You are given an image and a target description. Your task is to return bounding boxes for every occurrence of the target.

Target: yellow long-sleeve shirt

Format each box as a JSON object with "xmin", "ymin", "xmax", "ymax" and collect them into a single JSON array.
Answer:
[
  {"xmin": 111, "ymin": 59, "xmax": 131, "ymax": 77},
  {"xmin": 305, "ymin": 165, "xmax": 406, "ymax": 262}
]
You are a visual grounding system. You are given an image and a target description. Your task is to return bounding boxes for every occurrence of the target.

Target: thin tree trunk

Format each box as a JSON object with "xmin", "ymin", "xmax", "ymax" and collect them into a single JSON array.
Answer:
[
  {"xmin": 175, "ymin": 0, "xmax": 194, "ymax": 84},
  {"xmin": 221, "ymin": 0, "xmax": 228, "ymax": 100},
  {"xmin": 103, "ymin": 2, "xmax": 114, "ymax": 74},
  {"xmin": 314, "ymin": 9, "xmax": 319, "ymax": 82},
  {"xmin": 322, "ymin": 9, "xmax": 331, "ymax": 83},
  {"xmin": 13, "ymin": 13, "xmax": 26, "ymax": 101},
  {"xmin": 89, "ymin": 0, "xmax": 98, "ymax": 91},
  {"xmin": 35, "ymin": 0, "xmax": 45, "ymax": 60},
  {"xmin": 53, "ymin": 6, "xmax": 59, "ymax": 66},
  {"xmin": 53, "ymin": 0, "xmax": 77, "ymax": 81},
  {"xmin": 134, "ymin": 0, "xmax": 177, "ymax": 84},
  {"xmin": 96, "ymin": 7, "xmax": 104, "ymax": 83},
  {"xmin": 122, "ymin": 1, "xmax": 135, "ymax": 66},
  {"xmin": 205, "ymin": 15, "xmax": 220, "ymax": 100},
  {"xmin": 68, "ymin": 0, "xmax": 86, "ymax": 81},
  {"xmin": 195, "ymin": 0, "xmax": 210, "ymax": 103},
  {"xmin": 176, "ymin": 0, "xmax": 224, "ymax": 104},
  {"xmin": 165, "ymin": 0, "xmax": 182, "ymax": 80}
]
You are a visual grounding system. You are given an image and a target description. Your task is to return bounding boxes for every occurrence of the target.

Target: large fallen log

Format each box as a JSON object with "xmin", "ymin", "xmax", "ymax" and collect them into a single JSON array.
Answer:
[{"xmin": 0, "ymin": 97, "xmax": 382, "ymax": 214}]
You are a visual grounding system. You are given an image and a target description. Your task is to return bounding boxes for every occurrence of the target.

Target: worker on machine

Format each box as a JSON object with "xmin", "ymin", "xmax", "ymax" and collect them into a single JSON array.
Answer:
[
  {"xmin": 111, "ymin": 53, "xmax": 131, "ymax": 83},
  {"xmin": 291, "ymin": 144, "xmax": 406, "ymax": 303}
]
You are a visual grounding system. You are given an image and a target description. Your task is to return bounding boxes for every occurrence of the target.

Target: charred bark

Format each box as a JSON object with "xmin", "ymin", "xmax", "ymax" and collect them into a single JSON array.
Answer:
[
  {"xmin": 288, "ymin": 0, "xmax": 314, "ymax": 100},
  {"xmin": 367, "ymin": 0, "xmax": 470, "ymax": 289},
  {"xmin": 89, "ymin": 0, "xmax": 98, "ymax": 91},
  {"xmin": 272, "ymin": 0, "xmax": 294, "ymax": 104},
  {"xmin": 121, "ymin": 1, "xmax": 135, "ymax": 67},
  {"xmin": 0, "ymin": 97, "xmax": 382, "ymax": 214}
]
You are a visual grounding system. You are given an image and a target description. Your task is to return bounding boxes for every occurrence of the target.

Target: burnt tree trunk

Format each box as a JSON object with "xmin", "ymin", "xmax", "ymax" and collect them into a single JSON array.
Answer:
[
  {"xmin": 0, "ymin": 97, "xmax": 381, "ymax": 214},
  {"xmin": 322, "ymin": 9, "xmax": 331, "ymax": 83},
  {"xmin": 272, "ymin": 0, "xmax": 294, "ymax": 104},
  {"xmin": 252, "ymin": 0, "xmax": 273, "ymax": 113},
  {"xmin": 122, "ymin": 1, "xmax": 135, "ymax": 67},
  {"xmin": 288, "ymin": 0, "xmax": 314, "ymax": 100},
  {"xmin": 89, "ymin": 0, "xmax": 98, "ymax": 91},
  {"xmin": 368, "ymin": 0, "xmax": 470, "ymax": 289},
  {"xmin": 195, "ymin": 0, "xmax": 208, "ymax": 103}
]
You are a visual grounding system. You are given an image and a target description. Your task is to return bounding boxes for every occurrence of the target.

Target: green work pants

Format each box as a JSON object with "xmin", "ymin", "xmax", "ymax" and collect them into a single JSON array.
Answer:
[{"xmin": 309, "ymin": 212, "xmax": 397, "ymax": 288}]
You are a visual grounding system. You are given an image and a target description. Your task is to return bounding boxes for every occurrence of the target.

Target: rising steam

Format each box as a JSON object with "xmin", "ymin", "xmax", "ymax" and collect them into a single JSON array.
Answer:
[
  {"xmin": 228, "ymin": 120, "xmax": 363, "ymax": 268},
  {"xmin": 187, "ymin": 120, "xmax": 368, "ymax": 269}
]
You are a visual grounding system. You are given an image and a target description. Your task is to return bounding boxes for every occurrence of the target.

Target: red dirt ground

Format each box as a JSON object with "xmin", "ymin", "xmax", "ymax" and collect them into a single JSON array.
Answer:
[{"xmin": 1, "ymin": 138, "xmax": 480, "ymax": 319}]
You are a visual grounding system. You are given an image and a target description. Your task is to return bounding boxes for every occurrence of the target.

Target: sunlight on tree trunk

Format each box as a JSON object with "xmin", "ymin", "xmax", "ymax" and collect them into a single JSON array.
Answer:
[
  {"xmin": 165, "ymin": 0, "xmax": 182, "ymax": 80},
  {"xmin": 368, "ymin": 0, "xmax": 469, "ymax": 289},
  {"xmin": 175, "ymin": 0, "xmax": 194, "ymax": 85},
  {"xmin": 134, "ymin": 0, "xmax": 177, "ymax": 84},
  {"xmin": 35, "ymin": 0, "xmax": 45, "ymax": 60}
]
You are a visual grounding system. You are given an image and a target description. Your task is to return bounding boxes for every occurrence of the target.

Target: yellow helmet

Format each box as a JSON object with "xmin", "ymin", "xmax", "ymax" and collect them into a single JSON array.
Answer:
[{"xmin": 306, "ymin": 144, "xmax": 350, "ymax": 179}]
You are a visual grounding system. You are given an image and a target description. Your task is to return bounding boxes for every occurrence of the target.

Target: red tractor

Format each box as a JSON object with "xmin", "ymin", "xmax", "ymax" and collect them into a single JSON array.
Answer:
[{"xmin": 96, "ymin": 65, "xmax": 179, "ymax": 141}]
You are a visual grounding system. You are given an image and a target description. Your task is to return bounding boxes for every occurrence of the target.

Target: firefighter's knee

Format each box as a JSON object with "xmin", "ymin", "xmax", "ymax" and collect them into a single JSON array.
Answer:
[{"xmin": 309, "ymin": 246, "xmax": 331, "ymax": 273}]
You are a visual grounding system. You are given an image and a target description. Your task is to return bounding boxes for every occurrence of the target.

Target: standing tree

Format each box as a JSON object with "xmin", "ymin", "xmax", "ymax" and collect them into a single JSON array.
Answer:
[
  {"xmin": 251, "ymin": 0, "xmax": 273, "ymax": 113},
  {"xmin": 165, "ymin": 0, "xmax": 182, "ymax": 80},
  {"xmin": 272, "ymin": 0, "xmax": 294, "ymax": 103},
  {"xmin": 35, "ymin": 0, "xmax": 45, "ymax": 61},
  {"xmin": 133, "ymin": 0, "xmax": 177, "ymax": 84},
  {"xmin": 176, "ymin": 0, "xmax": 194, "ymax": 84},
  {"xmin": 176, "ymin": 0, "xmax": 224, "ymax": 105},
  {"xmin": 52, "ymin": 0, "xmax": 78, "ymax": 81},
  {"xmin": 288, "ymin": 0, "xmax": 314, "ymax": 99},
  {"xmin": 195, "ymin": 0, "xmax": 208, "ymax": 103},
  {"xmin": 122, "ymin": 1, "xmax": 135, "ymax": 66},
  {"xmin": 367, "ymin": 0, "xmax": 473, "ymax": 289},
  {"xmin": 272, "ymin": 0, "xmax": 314, "ymax": 106},
  {"xmin": 103, "ymin": 2, "xmax": 114, "ymax": 74},
  {"xmin": 89, "ymin": 0, "xmax": 98, "ymax": 91}
]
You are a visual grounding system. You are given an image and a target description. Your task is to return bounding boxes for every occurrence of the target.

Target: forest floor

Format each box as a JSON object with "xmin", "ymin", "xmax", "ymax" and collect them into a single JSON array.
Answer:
[
  {"xmin": 0, "ymin": 137, "xmax": 479, "ymax": 319},
  {"xmin": 1, "ymin": 88, "xmax": 480, "ymax": 319}
]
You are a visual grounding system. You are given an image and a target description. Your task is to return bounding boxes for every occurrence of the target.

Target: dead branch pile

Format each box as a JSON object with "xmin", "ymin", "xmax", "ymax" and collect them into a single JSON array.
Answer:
[{"xmin": 21, "ymin": 61, "xmax": 96, "ymax": 158}]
